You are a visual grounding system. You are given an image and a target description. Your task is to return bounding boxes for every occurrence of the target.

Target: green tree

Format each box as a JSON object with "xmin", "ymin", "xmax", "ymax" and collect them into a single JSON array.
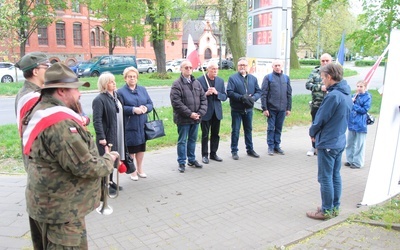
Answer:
[
  {"xmin": 217, "ymin": 0, "xmax": 247, "ymax": 66},
  {"xmin": 145, "ymin": 0, "xmax": 193, "ymax": 74},
  {"xmin": 88, "ymin": 0, "xmax": 145, "ymax": 55},
  {"xmin": 290, "ymin": 0, "xmax": 347, "ymax": 69},
  {"xmin": 0, "ymin": 0, "xmax": 67, "ymax": 57},
  {"xmin": 349, "ymin": 0, "xmax": 400, "ymax": 56},
  {"xmin": 298, "ymin": 2, "xmax": 356, "ymax": 58}
]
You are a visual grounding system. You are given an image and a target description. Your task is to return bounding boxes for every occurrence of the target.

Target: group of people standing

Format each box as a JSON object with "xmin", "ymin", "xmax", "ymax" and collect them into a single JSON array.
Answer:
[
  {"xmin": 13, "ymin": 50, "xmax": 373, "ymax": 248},
  {"xmin": 170, "ymin": 57, "xmax": 293, "ymax": 173}
]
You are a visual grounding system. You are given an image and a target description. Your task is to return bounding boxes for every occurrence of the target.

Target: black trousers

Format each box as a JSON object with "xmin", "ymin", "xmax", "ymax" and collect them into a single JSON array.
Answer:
[
  {"xmin": 310, "ymin": 106, "xmax": 319, "ymax": 148},
  {"xmin": 201, "ymin": 113, "xmax": 221, "ymax": 157}
]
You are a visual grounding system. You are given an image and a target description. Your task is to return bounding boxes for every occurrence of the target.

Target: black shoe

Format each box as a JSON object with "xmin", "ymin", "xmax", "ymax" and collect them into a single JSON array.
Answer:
[
  {"xmin": 188, "ymin": 160, "xmax": 203, "ymax": 168},
  {"xmin": 109, "ymin": 182, "xmax": 123, "ymax": 191},
  {"xmin": 202, "ymin": 156, "xmax": 209, "ymax": 164},
  {"xmin": 247, "ymin": 150, "xmax": 260, "ymax": 158},
  {"xmin": 350, "ymin": 165, "xmax": 360, "ymax": 169},
  {"xmin": 344, "ymin": 162, "xmax": 351, "ymax": 167},
  {"xmin": 178, "ymin": 164, "xmax": 185, "ymax": 173},
  {"xmin": 232, "ymin": 152, "xmax": 239, "ymax": 160},
  {"xmin": 268, "ymin": 148, "xmax": 274, "ymax": 156},
  {"xmin": 210, "ymin": 154, "xmax": 223, "ymax": 162},
  {"xmin": 274, "ymin": 148, "xmax": 285, "ymax": 155},
  {"xmin": 109, "ymin": 186, "xmax": 117, "ymax": 195}
]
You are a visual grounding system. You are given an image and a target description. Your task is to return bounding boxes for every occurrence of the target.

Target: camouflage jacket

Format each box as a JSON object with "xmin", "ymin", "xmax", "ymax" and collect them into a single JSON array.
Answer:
[
  {"xmin": 24, "ymin": 94, "xmax": 114, "ymax": 224},
  {"xmin": 305, "ymin": 66, "xmax": 326, "ymax": 108},
  {"xmin": 14, "ymin": 80, "xmax": 41, "ymax": 116}
]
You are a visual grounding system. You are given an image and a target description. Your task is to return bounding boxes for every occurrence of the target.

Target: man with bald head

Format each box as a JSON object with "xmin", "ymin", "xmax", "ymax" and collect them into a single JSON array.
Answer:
[
  {"xmin": 261, "ymin": 59, "xmax": 292, "ymax": 156},
  {"xmin": 305, "ymin": 53, "xmax": 332, "ymax": 156},
  {"xmin": 197, "ymin": 61, "xmax": 227, "ymax": 164}
]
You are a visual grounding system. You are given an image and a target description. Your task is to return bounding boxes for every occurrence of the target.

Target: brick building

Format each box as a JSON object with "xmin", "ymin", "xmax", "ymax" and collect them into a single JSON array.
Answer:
[{"xmin": 1, "ymin": 3, "xmax": 183, "ymax": 66}]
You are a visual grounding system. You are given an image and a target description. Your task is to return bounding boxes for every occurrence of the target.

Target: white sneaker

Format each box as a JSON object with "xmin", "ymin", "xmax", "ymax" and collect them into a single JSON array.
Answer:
[{"xmin": 306, "ymin": 148, "xmax": 315, "ymax": 156}]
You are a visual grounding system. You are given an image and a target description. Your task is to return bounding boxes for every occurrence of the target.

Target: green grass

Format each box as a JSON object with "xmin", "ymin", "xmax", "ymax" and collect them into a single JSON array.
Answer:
[
  {"xmin": 349, "ymin": 194, "xmax": 400, "ymax": 229},
  {"xmin": 0, "ymin": 89, "xmax": 382, "ymax": 174},
  {"xmin": 0, "ymin": 67, "xmax": 357, "ymax": 96}
]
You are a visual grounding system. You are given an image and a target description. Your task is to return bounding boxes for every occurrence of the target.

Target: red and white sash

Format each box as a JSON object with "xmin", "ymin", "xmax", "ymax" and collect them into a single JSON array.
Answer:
[
  {"xmin": 16, "ymin": 92, "xmax": 40, "ymax": 136},
  {"xmin": 22, "ymin": 106, "xmax": 85, "ymax": 155}
]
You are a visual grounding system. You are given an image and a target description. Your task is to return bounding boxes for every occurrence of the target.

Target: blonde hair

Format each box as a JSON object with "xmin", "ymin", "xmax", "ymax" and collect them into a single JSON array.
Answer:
[
  {"xmin": 123, "ymin": 66, "xmax": 139, "ymax": 79},
  {"xmin": 97, "ymin": 72, "xmax": 115, "ymax": 93}
]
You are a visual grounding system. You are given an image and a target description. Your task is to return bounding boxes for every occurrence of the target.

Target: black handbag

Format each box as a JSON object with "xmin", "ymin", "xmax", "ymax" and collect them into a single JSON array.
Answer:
[
  {"xmin": 123, "ymin": 152, "xmax": 136, "ymax": 174},
  {"xmin": 144, "ymin": 108, "xmax": 166, "ymax": 140},
  {"xmin": 367, "ymin": 113, "xmax": 375, "ymax": 125}
]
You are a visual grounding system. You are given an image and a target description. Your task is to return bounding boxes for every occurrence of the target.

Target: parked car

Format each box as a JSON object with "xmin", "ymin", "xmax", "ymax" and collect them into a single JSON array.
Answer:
[
  {"xmin": 137, "ymin": 58, "xmax": 157, "ymax": 73},
  {"xmin": 199, "ymin": 59, "xmax": 234, "ymax": 71},
  {"xmin": 68, "ymin": 61, "xmax": 84, "ymax": 75},
  {"xmin": 76, "ymin": 55, "xmax": 137, "ymax": 77},
  {"xmin": 166, "ymin": 59, "xmax": 185, "ymax": 73},
  {"xmin": 220, "ymin": 59, "xmax": 234, "ymax": 70},
  {"xmin": 0, "ymin": 62, "xmax": 25, "ymax": 83}
]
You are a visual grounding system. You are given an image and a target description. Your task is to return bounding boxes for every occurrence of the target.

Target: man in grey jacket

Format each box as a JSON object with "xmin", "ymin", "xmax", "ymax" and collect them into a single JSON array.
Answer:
[{"xmin": 170, "ymin": 60, "xmax": 207, "ymax": 173}]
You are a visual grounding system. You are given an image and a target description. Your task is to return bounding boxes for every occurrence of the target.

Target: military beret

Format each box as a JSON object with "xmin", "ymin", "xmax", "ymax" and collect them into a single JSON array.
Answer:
[{"xmin": 15, "ymin": 52, "xmax": 49, "ymax": 72}]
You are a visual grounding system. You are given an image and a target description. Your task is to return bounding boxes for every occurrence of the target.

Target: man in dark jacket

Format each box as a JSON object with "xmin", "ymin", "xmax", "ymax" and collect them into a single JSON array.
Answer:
[
  {"xmin": 307, "ymin": 63, "xmax": 353, "ymax": 220},
  {"xmin": 198, "ymin": 61, "xmax": 227, "ymax": 164},
  {"xmin": 170, "ymin": 60, "xmax": 207, "ymax": 173},
  {"xmin": 261, "ymin": 59, "xmax": 292, "ymax": 156},
  {"xmin": 305, "ymin": 53, "xmax": 331, "ymax": 156},
  {"xmin": 227, "ymin": 57, "xmax": 262, "ymax": 160}
]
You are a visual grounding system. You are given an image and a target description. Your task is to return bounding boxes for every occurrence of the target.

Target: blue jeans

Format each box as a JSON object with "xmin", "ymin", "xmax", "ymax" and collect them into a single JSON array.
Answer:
[
  {"xmin": 346, "ymin": 131, "xmax": 366, "ymax": 168},
  {"xmin": 317, "ymin": 148, "xmax": 344, "ymax": 213},
  {"xmin": 231, "ymin": 110, "xmax": 253, "ymax": 153},
  {"xmin": 177, "ymin": 124, "xmax": 199, "ymax": 164},
  {"xmin": 267, "ymin": 110, "xmax": 286, "ymax": 149}
]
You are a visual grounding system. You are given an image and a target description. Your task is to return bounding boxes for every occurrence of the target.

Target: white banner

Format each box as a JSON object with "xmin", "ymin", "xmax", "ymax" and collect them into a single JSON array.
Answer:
[{"xmin": 361, "ymin": 29, "xmax": 400, "ymax": 206}]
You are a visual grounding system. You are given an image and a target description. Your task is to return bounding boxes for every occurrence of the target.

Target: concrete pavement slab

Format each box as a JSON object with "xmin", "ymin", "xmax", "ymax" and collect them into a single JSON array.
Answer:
[{"xmin": 2, "ymin": 123, "xmax": 398, "ymax": 249}]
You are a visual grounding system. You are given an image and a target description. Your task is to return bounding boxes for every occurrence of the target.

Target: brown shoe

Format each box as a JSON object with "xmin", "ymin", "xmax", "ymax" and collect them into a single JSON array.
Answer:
[{"xmin": 306, "ymin": 210, "xmax": 329, "ymax": 220}]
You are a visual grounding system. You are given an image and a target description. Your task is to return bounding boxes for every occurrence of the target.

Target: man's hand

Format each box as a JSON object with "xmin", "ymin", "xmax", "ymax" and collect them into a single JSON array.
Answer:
[
  {"xmin": 263, "ymin": 110, "xmax": 270, "ymax": 117},
  {"xmin": 190, "ymin": 112, "xmax": 201, "ymax": 120}
]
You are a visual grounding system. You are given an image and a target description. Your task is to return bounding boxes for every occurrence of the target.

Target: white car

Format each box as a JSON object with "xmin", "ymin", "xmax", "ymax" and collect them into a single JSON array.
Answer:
[
  {"xmin": 136, "ymin": 58, "xmax": 157, "ymax": 73},
  {"xmin": 166, "ymin": 59, "xmax": 185, "ymax": 73},
  {"xmin": 0, "ymin": 62, "xmax": 25, "ymax": 83}
]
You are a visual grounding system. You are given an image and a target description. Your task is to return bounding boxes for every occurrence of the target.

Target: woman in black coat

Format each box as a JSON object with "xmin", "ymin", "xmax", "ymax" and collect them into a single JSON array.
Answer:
[{"xmin": 92, "ymin": 72, "xmax": 125, "ymax": 194}]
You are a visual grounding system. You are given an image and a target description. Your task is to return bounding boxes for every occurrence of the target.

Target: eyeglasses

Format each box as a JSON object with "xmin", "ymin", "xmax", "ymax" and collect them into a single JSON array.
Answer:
[
  {"xmin": 238, "ymin": 64, "xmax": 248, "ymax": 67},
  {"xmin": 184, "ymin": 66, "xmax": 193, "ymax": 70}
]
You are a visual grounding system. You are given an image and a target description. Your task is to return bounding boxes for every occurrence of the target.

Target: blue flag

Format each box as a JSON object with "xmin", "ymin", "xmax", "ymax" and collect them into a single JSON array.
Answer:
[{"xmin": 336, "ymin": 32, "xmax": 346, "ymax": 65}]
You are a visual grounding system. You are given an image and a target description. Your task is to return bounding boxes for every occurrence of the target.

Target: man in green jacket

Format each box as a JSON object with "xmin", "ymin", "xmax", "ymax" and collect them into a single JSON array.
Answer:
[{"xmin": 22, "ymin": 62, "xmax": 119, "ymax": 249}]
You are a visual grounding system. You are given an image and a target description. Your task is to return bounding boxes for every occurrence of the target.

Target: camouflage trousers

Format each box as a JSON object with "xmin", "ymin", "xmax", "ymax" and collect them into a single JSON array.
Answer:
[{"xmin": 29, "ymin": 216, "xmax": 88, "ymax": 250}]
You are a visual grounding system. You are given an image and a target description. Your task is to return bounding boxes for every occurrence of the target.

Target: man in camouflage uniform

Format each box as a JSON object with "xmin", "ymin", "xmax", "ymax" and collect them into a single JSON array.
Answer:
[
  {"xmin": 22, "ymin": 62, "xmax": 119, "ymax": 249},
  {"xmin": 14, "ymin": 53, "xmax": 50, "ymax": 169},
  {"xmin": 305, "ymin": 53, "xmax": 332, "ymax": 156},
  {"xmin": 15, "ymin": 52, "xmax": 50, "ymax": 130}
]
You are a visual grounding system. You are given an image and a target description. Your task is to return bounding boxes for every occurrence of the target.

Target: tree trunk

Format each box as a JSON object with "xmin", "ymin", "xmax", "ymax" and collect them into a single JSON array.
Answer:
[{"xmin": 153, "ymin": 39, "xmax": 166, "ymax": 73}]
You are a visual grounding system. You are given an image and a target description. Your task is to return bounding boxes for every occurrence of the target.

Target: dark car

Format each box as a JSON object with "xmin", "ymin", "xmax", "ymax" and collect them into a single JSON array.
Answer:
[{"xmin": 219, "ymin": 59, "xmax": 234, "ymax": 70}]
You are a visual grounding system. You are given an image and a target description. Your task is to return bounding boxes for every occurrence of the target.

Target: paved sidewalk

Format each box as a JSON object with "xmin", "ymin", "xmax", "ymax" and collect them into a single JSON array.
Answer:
[{"xmin": 1, "ymin": 124, "xmax": 400, "ymax": 250}]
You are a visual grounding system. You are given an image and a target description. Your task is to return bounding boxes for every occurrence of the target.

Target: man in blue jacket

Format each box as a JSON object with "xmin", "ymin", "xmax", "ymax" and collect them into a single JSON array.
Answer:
[
  {"xmin": 261, "ymin": 59, "xmax": 292, "ymax": 156},
  {"xmin": 307, "ymin": 63, "xmax": 353, "ymax": 220},
  {"xmin": 198, "ymin": 61, "xmax": 227, "ymax": 164},
  {"xmin": 227, "ymin": 57, "xmax": 262, "ymax": 160}
]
